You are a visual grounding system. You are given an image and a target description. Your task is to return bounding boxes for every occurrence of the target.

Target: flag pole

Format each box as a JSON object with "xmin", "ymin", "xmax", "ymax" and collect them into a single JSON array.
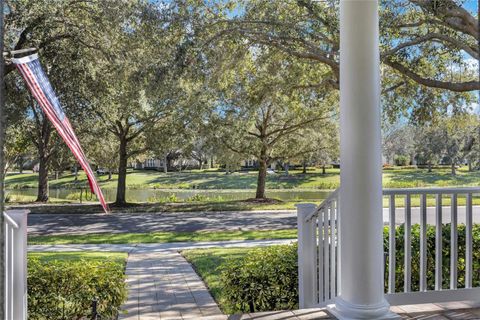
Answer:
[
  {"xmin": 0, "ymin": 0, "xmax": 6, "ymax": 317},
  {"xmin": 3, "ymin": 47, "xmax": 37, "ymax": 57}
]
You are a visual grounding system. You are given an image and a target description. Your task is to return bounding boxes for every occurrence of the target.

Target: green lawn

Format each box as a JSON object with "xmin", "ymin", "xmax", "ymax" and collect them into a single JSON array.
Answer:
[
  {"xmin": 182, "ymin": 247, "xmax": 252, "ymax": 313},
  {"xmin": 28, "ymin": 229, "xmax": 298, "ymax": 245},
  {"xmin": 28, "ymin": 251, "xmax": 127, "ymax": 263},
  {"xmin": 7, "ymin": 167, "xmax": 480, "ymax": 191},
  {"xmin": 6, "ymin": 167, "xmax": 480, "ymax": 211},
  {"xmin": 6, "ymin": 168, "xmax": 341, "ymax": 190}
]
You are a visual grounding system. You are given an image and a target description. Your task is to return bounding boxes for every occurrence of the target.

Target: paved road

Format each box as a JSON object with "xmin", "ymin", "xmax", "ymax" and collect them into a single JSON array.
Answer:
[
  {"xmin": 27, "ymin": 207, "xmax": 480, "ymax": 236},
  {"xmin": 27, "ymin": 210, "xmax": 297, "ymax": 236}
]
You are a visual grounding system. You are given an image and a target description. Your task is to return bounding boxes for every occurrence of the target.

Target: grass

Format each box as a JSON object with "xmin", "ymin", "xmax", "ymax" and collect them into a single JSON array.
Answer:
[
  {"xmin": 17, "ymin": 200, "xmax": 310, "ymax": 214},
  {"xmin": 28, "ymin": 229, "xmax": 298, "ymax": 245},
  {"xmin": 8, "ymin": 167, "xmax": 480, "ymax": 191},
  {"xmin": 182, "ymin": 247, "xmax": 252, "ymax": 312},
  {"xmin": 6, "ymin": 167, "xmax": 480, "ymax": 212},
  {"xmin": 27, "ymin": 251, "xmax": 127, "ymax": 263},
  {"xmin": 5, "ymin": 168, "xmax": 340, "ymax": 190}
]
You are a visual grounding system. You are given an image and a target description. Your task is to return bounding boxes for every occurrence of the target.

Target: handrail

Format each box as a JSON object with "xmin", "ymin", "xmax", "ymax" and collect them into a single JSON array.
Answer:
[
  {"xmin": 305, "ymin": 186, "xmax": 480, "ymax": 223},
  {"xmin": 3, "ymin": 211, "xmax": 19, "ymax": 229},
  {"xmin": 305, "ymin": 188, "xmax": 339, "ymax": 222},
  {"xmin": 383, "ymin": 186, "xmax": 480, "ymax": 195}
]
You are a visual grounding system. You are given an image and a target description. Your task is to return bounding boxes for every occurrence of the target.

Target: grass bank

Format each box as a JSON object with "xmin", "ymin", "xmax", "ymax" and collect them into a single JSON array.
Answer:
[
  {"xmin": 28, "ymin": 229, "xmax": 298, "ymax": 245},
  {"xmin": 12, "ymin": 200, "xmax": 306, "ymax": 214}
]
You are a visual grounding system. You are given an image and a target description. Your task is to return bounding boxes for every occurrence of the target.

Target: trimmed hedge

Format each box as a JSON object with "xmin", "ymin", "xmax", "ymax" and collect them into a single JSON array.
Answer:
[
  {"xmin": 220, "ymin": 244, "xmax": 298, "ymax": 313},
  {"xmin": 28, "ymin": 258, "xmax": 127, "ymax": 320},
  {"xmin": 384, "ymin": 224, "xmax": 480, "ymax": 292},
  {"xmin": 220, "ymin": 224, "xmax": 480, "ymax": 313}
]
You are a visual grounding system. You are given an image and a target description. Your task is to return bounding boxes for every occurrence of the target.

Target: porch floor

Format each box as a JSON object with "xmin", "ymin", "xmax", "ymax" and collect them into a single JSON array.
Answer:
[{"xmin": 231, "ymin": 302, "xmax": 480, "ymax": 319}]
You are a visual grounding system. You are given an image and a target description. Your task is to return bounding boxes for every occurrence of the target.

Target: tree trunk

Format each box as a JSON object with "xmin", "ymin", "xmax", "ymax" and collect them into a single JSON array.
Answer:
[
  {"xmin": 115, "ymin": 137, "xmax": 128, "ymax": 205},
  {"xmin": 428, "ymin": 162, "xmax": 432, "ymax": 172},
  {"xmin": 163, "ymin": 155, "xmax": 168, "ymax": 173},
  {"xmin": 284, "ymin": 162, "xmax": 289, "ymax": 176},
  {"xmin": 36, "ymin": 155, "xmax": 49, "ymax": 202},
  {"xmin": 468, "ymin": 160, "xmax": 473, "ymax": 172},
  {"xmin": 210, "ymin": 155, "xmax": 214, "ymax": 169},
  {"xmin": 108, "ymin": 169, "xmax": 112, "ymax": 181},
  {"xmin": 255, "ymin": 148, "xmax": 268, "ymax": 199},
  {"xmin": 74, "ymin": 165, "xmax": 78, "ymax": 181},
  {"xmin": 302, "ymin": 161, "xmax": 307, "ymax": 174},
  {"xmin": 36, "ymin": 121, "xmax": 51, "ymax": 202},
  {"xmin": 54, "ymin": 171, "xmax": 59, "ymax": 180},
  {"xmin": 451, "ymin": 162, "xmax": 456, "ymax": 175}
]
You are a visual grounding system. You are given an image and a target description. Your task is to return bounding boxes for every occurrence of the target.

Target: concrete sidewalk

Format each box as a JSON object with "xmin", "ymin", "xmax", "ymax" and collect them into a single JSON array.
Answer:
[{"xmin": 28, "ymin": 239, "xmax": 296, "ymax": 253}]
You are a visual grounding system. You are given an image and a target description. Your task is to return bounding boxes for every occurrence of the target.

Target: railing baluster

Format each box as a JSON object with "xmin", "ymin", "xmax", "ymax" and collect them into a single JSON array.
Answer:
[
  {"xmin": 323, "ymin": 207, "xmax": 330, "ymax": 300},
  {"xmin": 450, "ymin": 194, "xmax": 458, "ymax": 290},
  {"xmin": 404, "ymin": 194, "xmax": 412, "ymax": 292},
  {"xmin": 420, "ymin": 194, "xmax": 427, "ymax": 291},
  {"xmin": 435, "ymin": 194, "xmax": 443, "ymax": 291},
  {"xmin": 318, "ymin": 212, "xmax": 324, "ymax": 303},
  {"xmin": 296, "ymin": 204, "xmax": 318, "ymax": 308},
  {"xmin": 330, "ymin": 201, "xmax": 336, "ymax": 298},
  {"xmin": 5, "ymin": 223, "xmax": 13, "ymax": 319},
  {"xmin": 465, "ymin": 193, "xmax": 473, "ymax": 289},
  {"xmin": 314, "ymin": 217, "xmax": 319, "ymax": 304},
  {"xmin": 388, "ymin": 194, "xmax": 396, "ymax": 294},
  {"xmin": 335, "ymin": 197, "xmax": 341, "ymax": 296}
]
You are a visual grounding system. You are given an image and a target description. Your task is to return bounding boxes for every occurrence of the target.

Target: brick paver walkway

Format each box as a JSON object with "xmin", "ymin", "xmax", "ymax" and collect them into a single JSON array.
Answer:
[{"xmin": 119, "ymin": 251, "xmax": 224, "ymax": 320}]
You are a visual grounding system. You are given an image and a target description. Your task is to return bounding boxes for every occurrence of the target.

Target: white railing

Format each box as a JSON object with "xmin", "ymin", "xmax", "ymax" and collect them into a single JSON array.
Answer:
[
  {"xmin": 383, "ymin": 187, "xmax": 480, "ymax": 305},
  {"xmin": 297, "ymin": 187, "xmax": 480, "ymax": 308},
  {"xmin": 4, "ymin": 210, "xmax": 28, "ymax": 320},
  {"xmin": 297, "ymin": 189, "xmax": 339, "ymax": 308}
]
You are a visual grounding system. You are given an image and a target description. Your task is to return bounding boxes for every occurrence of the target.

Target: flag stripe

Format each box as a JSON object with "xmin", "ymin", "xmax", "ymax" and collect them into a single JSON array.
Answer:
[
  {"xmin": 18, "ymin": 63, "xmax": 108, "ymax": 210},
  {"xmin": 18, "ymin": 62, "xmax": 108, "ymax": 211},
  {"xmin": 14, "ymin": 56, "xmax": 109, "ymax": 213}
]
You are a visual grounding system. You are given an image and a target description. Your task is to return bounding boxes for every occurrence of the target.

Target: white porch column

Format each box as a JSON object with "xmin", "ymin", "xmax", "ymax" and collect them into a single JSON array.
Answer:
[{"xmin": 329, "ymin": 1, "xmax": 398, "ymax": 319}]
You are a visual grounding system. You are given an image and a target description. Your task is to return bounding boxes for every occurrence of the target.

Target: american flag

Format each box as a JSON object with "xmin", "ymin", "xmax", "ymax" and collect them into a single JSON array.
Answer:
[{"xmin": 13, "ymin": 54, "xmax": 110, "ymax": 213}]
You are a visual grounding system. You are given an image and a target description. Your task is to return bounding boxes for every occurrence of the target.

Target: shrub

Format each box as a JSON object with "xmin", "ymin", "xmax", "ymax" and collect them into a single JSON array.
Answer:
[
  {"xmin": 314, "ymin": 181, "xmax": 339, "ymax": 190},
  {"xmin": 220, "ymin": 244, "xmax": 298, "ymax": 313},
  {"xmin": 65, "ymin": 192, "xmax": 82, "ymax": 201},
  {"xmin": 219, "ymin": 224, "xmax": 480, "ymax": 313},
  {"xmin": 394, "ymin": 155, "xmax": 409, "ymax": 166},
  {"xmin": 28, "ymin": 258, "xmax": 127, "ymax": 320},
  {"xmin": 187, "ymin": 194, "xmax": 209, "ymax": 202},
  {"xmin": 384, "ymin": 224, "xmax": 480, "ymax": 292},
  {"xmin": 383, "ymin": 180, "xmax": 427, "ymax": 188}
]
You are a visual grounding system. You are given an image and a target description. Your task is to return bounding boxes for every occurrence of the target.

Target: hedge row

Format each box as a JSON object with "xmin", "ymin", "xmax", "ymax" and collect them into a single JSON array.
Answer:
[
  {"xmin": 28, "ymin": 258, "xmax": 127, "ymax": 320},
  {"xmin": 220, "ymin": 224, "xmax": 480, "ymax": 314},
  {"xmin": 384, "ymin": 224, "xmax": 480, "ymax": 292}
]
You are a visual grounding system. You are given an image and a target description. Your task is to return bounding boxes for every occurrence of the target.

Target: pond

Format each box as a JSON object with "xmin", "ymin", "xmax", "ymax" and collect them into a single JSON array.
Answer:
[{"xmin": 6, "ymin": 188, "xmax": 332, "ymax": 203}]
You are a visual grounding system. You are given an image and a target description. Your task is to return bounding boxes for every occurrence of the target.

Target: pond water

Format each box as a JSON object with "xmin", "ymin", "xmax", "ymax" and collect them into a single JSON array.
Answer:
[{"xmin": 6, "ymin": 188, "xmax": 332, "ymax": 203}]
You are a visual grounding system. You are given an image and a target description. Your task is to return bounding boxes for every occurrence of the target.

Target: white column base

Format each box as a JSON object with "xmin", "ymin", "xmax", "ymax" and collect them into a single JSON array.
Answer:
[{"xmin": 327, "ymin": 297, "xmax": 400, "ymax": 320}]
